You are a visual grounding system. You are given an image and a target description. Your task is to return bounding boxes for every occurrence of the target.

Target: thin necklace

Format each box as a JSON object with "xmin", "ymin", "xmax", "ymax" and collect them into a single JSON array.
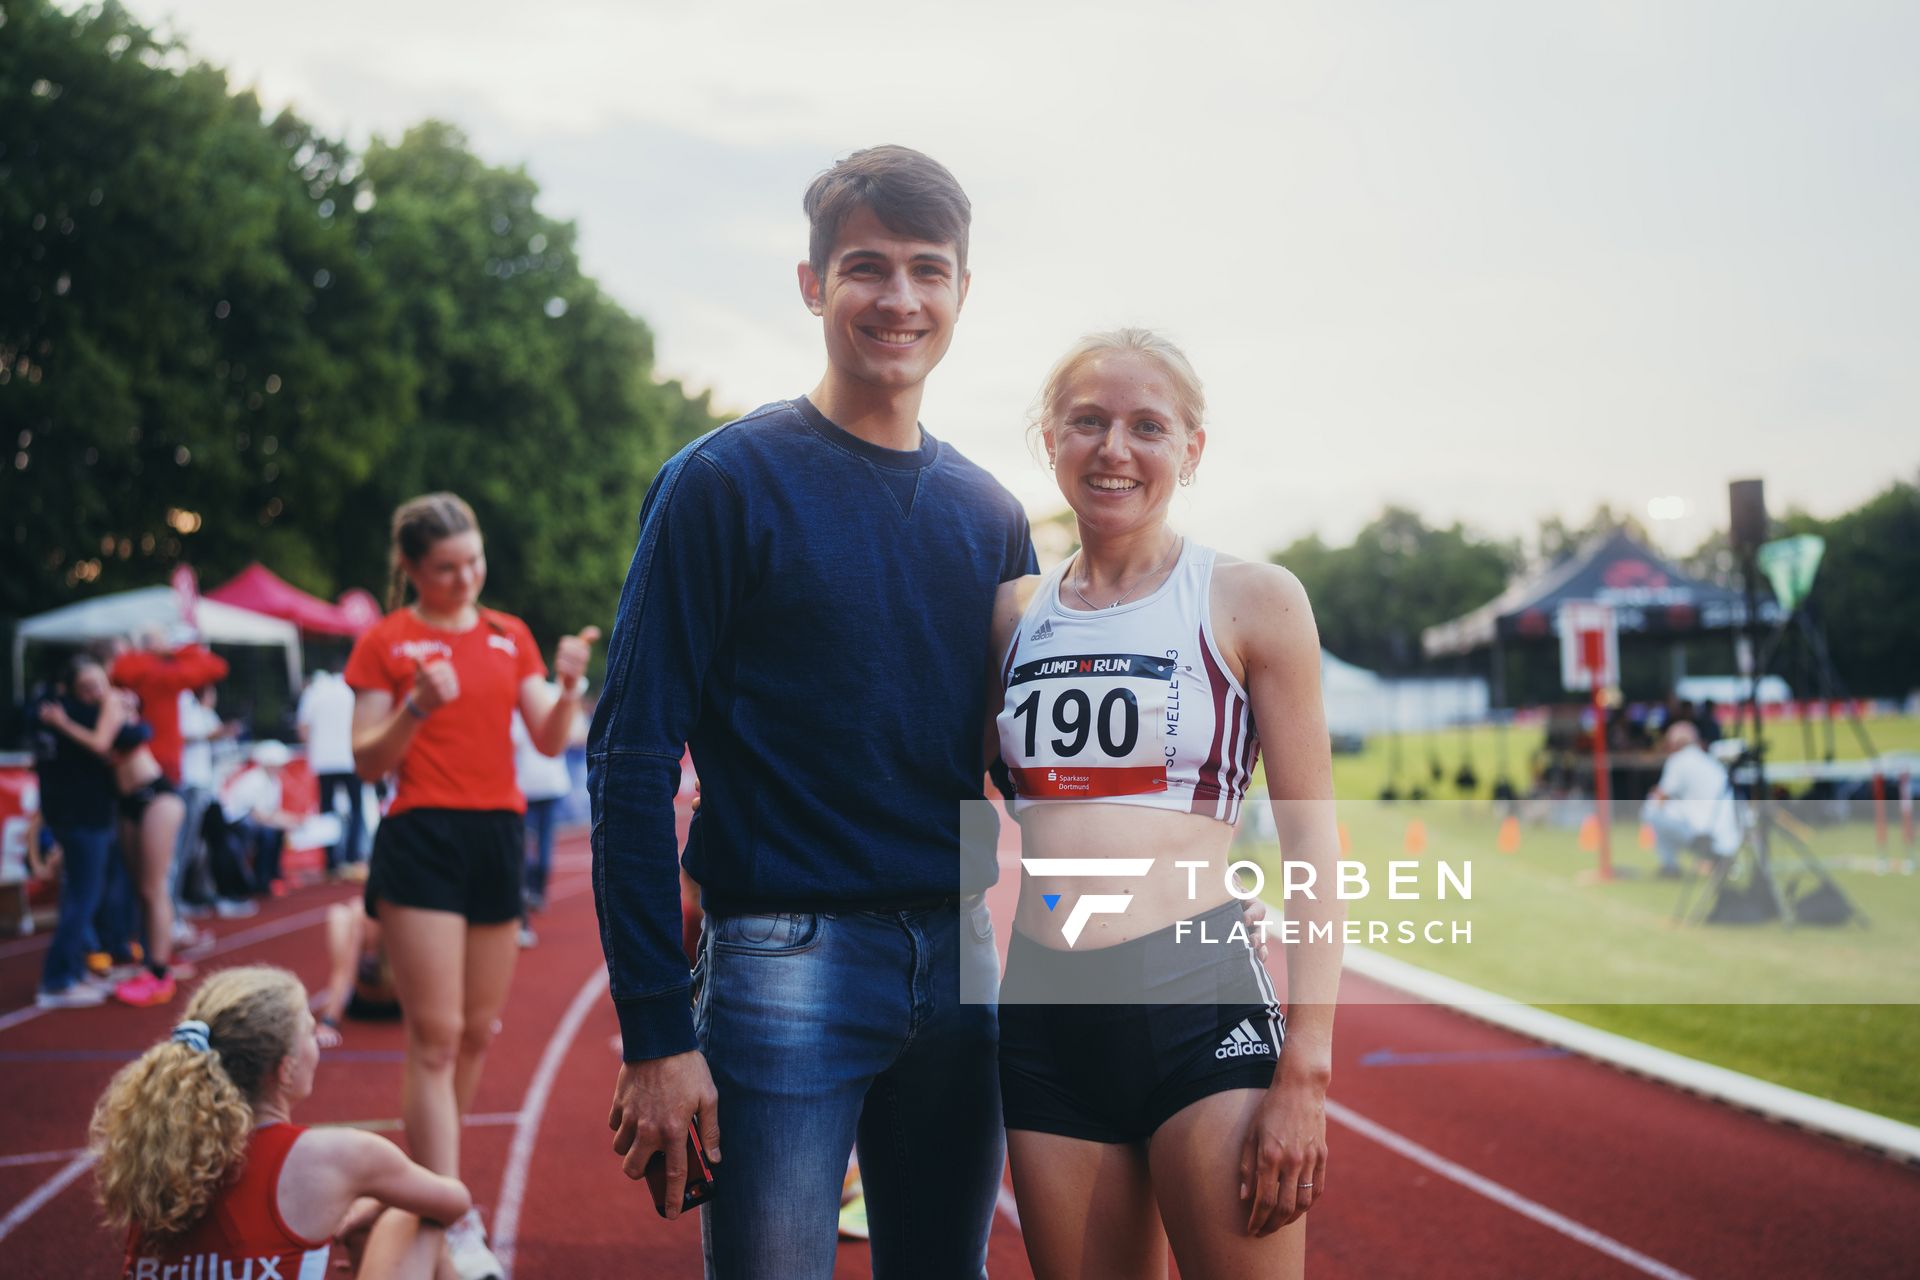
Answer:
[{"xmin": 1070, "ymin": 536, "xmax": 1182, "ymax": 610}]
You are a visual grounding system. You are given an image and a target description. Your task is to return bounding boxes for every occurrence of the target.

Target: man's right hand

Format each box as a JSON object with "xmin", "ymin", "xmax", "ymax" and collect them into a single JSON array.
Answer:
[{"xmin": 608, "ymin": 1049, "xmax": 721, "ymax": 1219}]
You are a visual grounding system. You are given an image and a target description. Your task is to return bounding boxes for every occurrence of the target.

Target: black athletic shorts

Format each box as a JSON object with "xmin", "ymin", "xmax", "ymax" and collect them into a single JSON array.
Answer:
[
  {"xmin": 119, "ymin": 778, "xmax": 178, "ymax": 824},
  {"xmin": 366, "ymin": 808, "xmax": 523, "ymax": 925},
  {"xmin": 999, "ymin": 899, "xmax": 1285, "ymax": 1144},
  {"xmin": 346, "ymin": 990, "xmax": 402, "ymax": 1021}
]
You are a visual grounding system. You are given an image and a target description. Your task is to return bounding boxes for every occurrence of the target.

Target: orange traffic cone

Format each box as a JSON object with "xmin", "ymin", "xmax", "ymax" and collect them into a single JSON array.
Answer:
[
  {"xmin": 1404, "ymin": 820, "xmax": 1427, "ymax": 856},
  {"xmin": 1497, "ymin": 815, "xmax": 1521, "ymax": 855},
  {"xmin": 1638, "ymin": 823, "xmax": 1656, "ymax": 851},
  {"xmin": 1337, "ymin": 823, "xmax": 1353, "ymax": 859},
  {"xmin": 1577, "ymin": 813, "xmax": 1602, "ymax": 853}
]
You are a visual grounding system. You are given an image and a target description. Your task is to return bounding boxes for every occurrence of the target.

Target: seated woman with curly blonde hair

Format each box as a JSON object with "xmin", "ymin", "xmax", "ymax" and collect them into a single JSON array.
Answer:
[{"xmin": 91, "ymin": 965, "xmax": 470, "ymax": 1278}]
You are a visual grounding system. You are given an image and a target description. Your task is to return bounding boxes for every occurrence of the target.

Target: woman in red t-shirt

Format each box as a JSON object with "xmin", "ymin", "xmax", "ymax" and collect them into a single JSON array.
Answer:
[
  {"xmin": 93, "ymin": 965, "xmax": 470, "ymax": 1279},
  {"xmin": 346, "ymin": 491, "xmax": 595, "ymax": 1275}
]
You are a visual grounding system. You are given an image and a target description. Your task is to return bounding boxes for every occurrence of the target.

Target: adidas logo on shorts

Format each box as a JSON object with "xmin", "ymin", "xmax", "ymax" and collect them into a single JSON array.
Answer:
[
  {"xmin": 1029, "ymin": 619, "xmax": 1054, "ymax": 642},
  {"xmin": 1215, "ymin": 1018, "xmax": 1273, "ymax": 1060}
]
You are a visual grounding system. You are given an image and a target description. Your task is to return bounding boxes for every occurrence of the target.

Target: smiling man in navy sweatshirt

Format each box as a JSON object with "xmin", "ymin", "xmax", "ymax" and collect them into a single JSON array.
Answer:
[{"xmin": 590, "ymin": 146, "xmax": 1035, "ymax": 1278}]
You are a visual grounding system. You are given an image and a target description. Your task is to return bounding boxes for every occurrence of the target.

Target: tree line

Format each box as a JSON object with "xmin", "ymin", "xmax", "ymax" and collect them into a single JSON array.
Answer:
[
  {"xmin": 7, "ymin": 2, "xmax": 1912, "ymax": 702},
  {"xmin": 2, "ymin": 0, "xmax": 719, "ymax": 652},
  {"xmin": 1271, "ymin": 483, "xmax": 1920, "ymax": 700}
]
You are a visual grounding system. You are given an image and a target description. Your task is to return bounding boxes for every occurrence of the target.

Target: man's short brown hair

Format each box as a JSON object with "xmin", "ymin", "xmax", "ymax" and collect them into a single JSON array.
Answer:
[{"xmin": 803, "ymin": 146, "xmax": 971, "ymax": 277}]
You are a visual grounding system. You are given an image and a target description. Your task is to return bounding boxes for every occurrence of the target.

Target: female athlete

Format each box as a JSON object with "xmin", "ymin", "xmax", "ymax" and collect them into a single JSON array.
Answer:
[
  {"xmin": 93, "ymin": 964, "xmax": 470, "ymax": 1278},
  {"xmin": 347, "ymin": 492, "xmax": 597, "ymax": 1278},
  {"xmin": 990, "ymin": 329, "xmax": 1343, "ymax": 1279}
]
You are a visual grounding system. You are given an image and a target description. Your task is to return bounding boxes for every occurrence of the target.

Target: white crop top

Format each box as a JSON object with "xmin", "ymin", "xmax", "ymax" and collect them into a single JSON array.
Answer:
[{"xmin": 996, "ymin": 539, "xmax": 1259, "ymax": 824}]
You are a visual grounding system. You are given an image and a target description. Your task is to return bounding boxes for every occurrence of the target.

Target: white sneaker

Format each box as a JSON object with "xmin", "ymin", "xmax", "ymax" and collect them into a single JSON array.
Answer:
[
  {"xmin": 444, "ymin": 1208, "xmax": 504, "ymax": 1280},
  {"xmin": 37, "ymin": 983, "xmax": 108, "ymax": 1009},
  {"xmin": 214, "ymin": 898, "xmax": 259, "ymax": 919}
]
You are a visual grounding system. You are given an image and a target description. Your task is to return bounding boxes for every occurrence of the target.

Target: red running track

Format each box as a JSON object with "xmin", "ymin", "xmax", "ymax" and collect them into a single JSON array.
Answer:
[{"xmin": 0, "ymin": 827, "xmax": 1913, "ymax": 1277}]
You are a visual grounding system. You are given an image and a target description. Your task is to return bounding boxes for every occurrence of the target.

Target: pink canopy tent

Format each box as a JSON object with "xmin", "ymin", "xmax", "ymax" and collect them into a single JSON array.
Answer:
[{"xmin": 206, "ymin": 563, "xmax": 377, "ymax": 637}]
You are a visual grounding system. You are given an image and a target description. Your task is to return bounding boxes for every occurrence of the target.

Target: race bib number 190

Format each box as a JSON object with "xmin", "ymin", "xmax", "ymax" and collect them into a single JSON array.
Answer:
[{"xmin": 1000, "ymin": 653, "xmax": 1171, "ymax": 798}]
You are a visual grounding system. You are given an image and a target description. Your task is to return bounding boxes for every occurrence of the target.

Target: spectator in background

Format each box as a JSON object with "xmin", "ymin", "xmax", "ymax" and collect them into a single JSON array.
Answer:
[
  {"xmin": 314, "ymin": 897, "xmax": 401, "ymax": 1049},
  {"xmin": 28, "ymin": 659, "xmax": 121, "ymax": 1008},
  {"xmin": 298, "ymin": 665, "xmax": 364, "ymax": 876},
  {"xmin": 1696, "ymin": 699, "xmax": 1723, "ymax": 746},
  {"xmin": 109, "ymin": 628, "xmax": 229, "ymax": 787},
  {"xmin": 511, "ymin": 689, "xmax": 580, "ymax": 949},
  {"xmin": 176, "ymin": 685, "xmax": 233, "ymax": 914},
  {"xmin": 220, "ymin": 741, "xmax": 302, "ymax": 896},
  {"xmin": 93, "ymin": 966, "xmax": 470, "ymax": 1280},
  {"xmin": 1641, "ymin": 721, "xmax": 1742, "ymax": 877},
  {"xmin": 38, "ymin": 656, "xmax": 191, "ymax": 1006}
]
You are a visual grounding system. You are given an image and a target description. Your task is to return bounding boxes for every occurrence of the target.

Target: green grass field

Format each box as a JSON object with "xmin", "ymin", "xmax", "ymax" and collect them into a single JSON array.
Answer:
[
  {"xmin": 1332, "ymin": 711, "xmax": 1920, "ymax": 805},
  {"xmin": 1252, "ymin": 713, "xmax": 1920, "ymax": 1125}
]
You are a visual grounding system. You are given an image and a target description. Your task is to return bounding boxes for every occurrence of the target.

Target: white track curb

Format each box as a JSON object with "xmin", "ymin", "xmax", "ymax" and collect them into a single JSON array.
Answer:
[{"xmin": 1343, "ymin": 945, "xmax": 1920, "ymax": 1164}]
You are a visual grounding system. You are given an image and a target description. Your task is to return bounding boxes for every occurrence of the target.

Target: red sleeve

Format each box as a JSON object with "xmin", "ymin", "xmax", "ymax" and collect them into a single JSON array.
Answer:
[
  {"xmin": 344, "ymin": 623, "xmax": 395, "ymax": 694},
  {"xmin": 516, "ymin": 617, "xmax": 548, "ymax": 683},
  {"xmin": 171, "ymin": 644, "xmax": 230, "ymax": 689},
  {"xmin": 109, "ymin": 651, "xmax": 154, "ymax": 688}
]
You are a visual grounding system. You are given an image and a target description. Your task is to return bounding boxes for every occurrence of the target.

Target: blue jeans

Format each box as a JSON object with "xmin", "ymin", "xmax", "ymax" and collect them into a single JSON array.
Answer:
[
  {"xmin": 172, "ymin": 785, "xmax": 214, "ymax": 907},
  {"xmin": 523, "ymin": 796, "xmax": 560, "ymax": 899},
  {"xmin": 1640, "ymin": 799, "xmax": 1730, "ymax": 872},
  {"xmin": 318, "ymin": 772, "xmax": 367, "ymax": 870},
  {"xmin": 41, "ymin": 825, "xmax": 113, "ymax": 994},
  {"xmin": 95, "ymin": 838, "xmax": 140, "ymax": 963},
  {"xmin": 695, "ymin": 898, "xmax": 1003, "ymax": 1280}
]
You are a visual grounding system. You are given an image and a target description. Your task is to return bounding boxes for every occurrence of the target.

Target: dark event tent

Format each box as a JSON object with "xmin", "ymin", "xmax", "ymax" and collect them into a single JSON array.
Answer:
[
  {"xmin": 207, "ymin": 563, "xmax": 377, "ymax": 637},
  {"xmin": 1422, "ymin": 528, "xmax": 1781, "ymax": 703}
]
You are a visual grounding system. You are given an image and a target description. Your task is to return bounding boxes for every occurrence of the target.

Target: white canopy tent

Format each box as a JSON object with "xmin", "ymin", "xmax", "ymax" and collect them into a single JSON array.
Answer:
[
  {"xmin": 1321, "ymin": 650, "xmax": 1390, "ymax": 736},
  {"xmin": 12, "ymin": 587, "xmax": 303, "ymax": 701},
  {"xmin": 1319, "ymin": 650, "xmax": 1491, "ymax": 735}
]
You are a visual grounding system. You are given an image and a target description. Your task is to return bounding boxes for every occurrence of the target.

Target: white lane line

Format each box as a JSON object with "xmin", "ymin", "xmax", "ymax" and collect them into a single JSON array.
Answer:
[
  {"xmin": 995, "ymin": 1184, "xmax": 1022, "ymax": 1230},
  {"xmin": 1345, "ymin": 946, "xmax": 1920, "ymax": 1162},
  {"xmin": 0, "ymin": 1151, "xmax": 96, "ymax": 1244},
  {"xmin": 323, "ymin": 1112, "xmax": 526, "ymax": 1135},
  {"xmin": 0, "ymin": 934, "xmax": 52, "ymax": 961},
  {"xmin": 0, "ymin": 835, "xmax": 591, "ymax": 964},
  {"xmin": 1327, "ymin": 1100, "xmax": 1696, "ymax": 1280},
  {"xmin": 0, "ymin": 1147, "xmax": 84, "ymax": 1170},
  {"xmin": 491, "ymin": 966, "xmax": 608, "ymax": 1276},
  {"xmin": 0, "ymin": 899, "xmax": 346, "ymax": 1034},
  {"xmin": 0, "ymin": 1120, "xmax": 530, "ymax": 1243}
]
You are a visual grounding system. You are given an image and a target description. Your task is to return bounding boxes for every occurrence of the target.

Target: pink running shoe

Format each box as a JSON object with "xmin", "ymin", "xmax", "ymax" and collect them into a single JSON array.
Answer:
[{"xmin": 113, "ymin": 971, "xmax": 177, "ymax": 1007}]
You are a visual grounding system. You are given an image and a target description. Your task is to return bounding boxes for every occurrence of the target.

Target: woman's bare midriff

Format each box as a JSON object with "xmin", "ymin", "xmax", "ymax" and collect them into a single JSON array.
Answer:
[
  {"xmin": 114, "ymin": 747, "xmax": 162, "ymax": 794},
  {"xmin": 1012, "ymin": 802, "xmax": 1247, "ymax": 950}
]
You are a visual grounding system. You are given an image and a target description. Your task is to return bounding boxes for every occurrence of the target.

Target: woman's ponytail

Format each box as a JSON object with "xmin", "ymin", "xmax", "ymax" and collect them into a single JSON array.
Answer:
[{"xmin": 90, "ymin": 967, "xmax": 307, "ymax": 1241}]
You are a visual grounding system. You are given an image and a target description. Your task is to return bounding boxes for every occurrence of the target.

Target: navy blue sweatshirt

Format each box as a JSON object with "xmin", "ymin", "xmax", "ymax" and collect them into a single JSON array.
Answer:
[{"xmin": 589, "ymin": 397, "xmax": 1037, "ymax": 1060}]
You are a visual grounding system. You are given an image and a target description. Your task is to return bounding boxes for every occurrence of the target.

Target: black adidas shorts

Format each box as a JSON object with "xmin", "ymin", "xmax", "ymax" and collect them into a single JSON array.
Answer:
[
  {"xmin": 366, "ymin": 808, "xmax": 523, "ymax": 925},
  {"xmin": 999, "ymin": 899, "xmax": 1285, "ymax": 1144}
]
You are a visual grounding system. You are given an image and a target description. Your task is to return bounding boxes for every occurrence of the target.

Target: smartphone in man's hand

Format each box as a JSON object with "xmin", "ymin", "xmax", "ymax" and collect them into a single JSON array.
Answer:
[{"xmin": 644, "ymin": 1121, "xmax": 716, "ymax": 1217}]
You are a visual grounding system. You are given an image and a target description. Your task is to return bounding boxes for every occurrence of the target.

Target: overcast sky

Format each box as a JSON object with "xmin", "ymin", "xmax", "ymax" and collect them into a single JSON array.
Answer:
[{"xmin": 118, "ymin": 0, "xmax": 1920, "ymax": 562}]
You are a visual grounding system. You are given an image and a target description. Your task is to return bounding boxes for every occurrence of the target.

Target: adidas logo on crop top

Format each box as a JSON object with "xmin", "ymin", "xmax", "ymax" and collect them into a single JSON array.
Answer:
[{"xmin": 997, "ymin": 540, "xmax": 1259, "ymax": 824}]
